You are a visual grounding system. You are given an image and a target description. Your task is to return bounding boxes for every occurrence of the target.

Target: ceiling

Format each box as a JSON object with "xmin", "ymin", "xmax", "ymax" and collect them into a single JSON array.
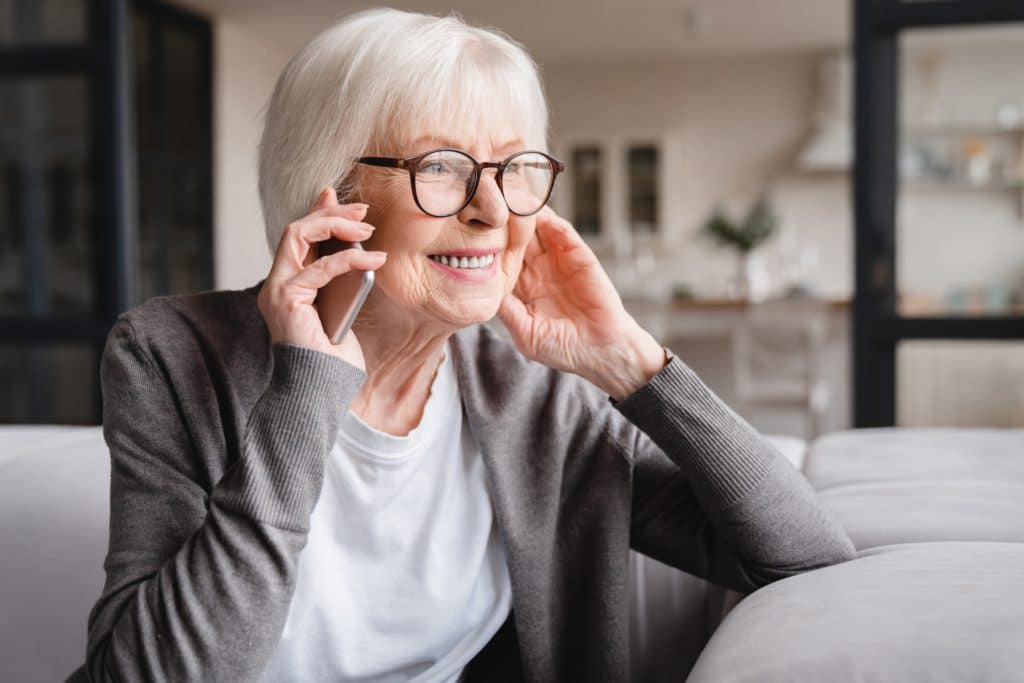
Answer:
[{"xmin": 170, "ymin": 0, "xmax": 852, "ymax": 64}]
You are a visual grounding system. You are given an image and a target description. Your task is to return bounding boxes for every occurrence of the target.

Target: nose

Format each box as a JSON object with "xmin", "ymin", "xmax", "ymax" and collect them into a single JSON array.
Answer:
[{"xmin": 457, "ymin": 168, "xmax": 508, "ymax": 230}]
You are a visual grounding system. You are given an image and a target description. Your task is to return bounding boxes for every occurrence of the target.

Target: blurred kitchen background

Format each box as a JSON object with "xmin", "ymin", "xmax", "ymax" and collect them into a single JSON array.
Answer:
[{"xmin": 3, "ymin": 0, "xmax": 1024, "ymax": 435}]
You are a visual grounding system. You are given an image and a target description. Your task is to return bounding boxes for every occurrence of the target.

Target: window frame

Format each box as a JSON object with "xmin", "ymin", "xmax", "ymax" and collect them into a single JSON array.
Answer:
[
  {"xmin": 0, "ymin": 0, "xmax": 213, "ymax": 424},
  {"xmin": 853, "ymin": 0, "xmax": 1024, "ymax": 427}
]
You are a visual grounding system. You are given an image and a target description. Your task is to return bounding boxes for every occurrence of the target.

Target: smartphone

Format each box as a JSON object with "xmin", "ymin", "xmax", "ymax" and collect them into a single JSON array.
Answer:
[{"xmin": 315, "ymin": 238, "xmax": 375, "ymax": 344}]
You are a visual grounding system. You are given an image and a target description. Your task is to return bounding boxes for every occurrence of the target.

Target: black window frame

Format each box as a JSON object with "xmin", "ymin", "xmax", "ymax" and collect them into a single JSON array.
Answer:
[
  {"xmin": 853, "ymin": 0, "xmax": 1024, "ymax": 428},
  {"xmin": 0, "ymin": 0, "xmax": 213, "ymax": 424}
]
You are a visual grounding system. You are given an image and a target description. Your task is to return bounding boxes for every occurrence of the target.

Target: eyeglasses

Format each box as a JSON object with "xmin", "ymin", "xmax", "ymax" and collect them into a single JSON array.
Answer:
[{"xmin": 353, "ymin": 148, "xmax": 565, "ymax": 218}]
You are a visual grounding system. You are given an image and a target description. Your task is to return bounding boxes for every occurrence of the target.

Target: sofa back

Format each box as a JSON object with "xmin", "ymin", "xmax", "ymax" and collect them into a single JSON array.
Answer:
[{"xmin": 0, "ymin": 426, "xmax": 110, "ymax": 683}]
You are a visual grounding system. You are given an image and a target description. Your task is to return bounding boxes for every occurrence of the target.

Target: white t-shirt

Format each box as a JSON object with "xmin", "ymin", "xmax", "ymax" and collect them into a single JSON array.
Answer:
[{"xmin": 262, "ymin": 344, "xmax": 512, "ymax": 682}]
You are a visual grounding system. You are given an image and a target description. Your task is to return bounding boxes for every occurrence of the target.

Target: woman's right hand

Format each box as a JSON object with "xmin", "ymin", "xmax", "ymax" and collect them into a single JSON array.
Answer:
[{"xmin": 257, "ymin": 186, "xmax": 386, "ymax": 372}]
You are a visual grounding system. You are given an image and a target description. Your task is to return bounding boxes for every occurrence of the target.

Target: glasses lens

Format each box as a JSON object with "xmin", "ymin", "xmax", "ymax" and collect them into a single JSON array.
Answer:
[
  {"xmin": 413, "ymin": 150, "xmax": 476, "ymax": 216},
  {"xmin": 502, "ymin": 152, "xmax": 554, "ymax": 215}
]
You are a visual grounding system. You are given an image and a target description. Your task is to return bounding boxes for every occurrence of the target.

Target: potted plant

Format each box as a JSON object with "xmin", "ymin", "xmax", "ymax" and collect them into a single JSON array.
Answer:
[{"xmin": 701, "ymin": 195, "xmax": 779, "ymax": 300}]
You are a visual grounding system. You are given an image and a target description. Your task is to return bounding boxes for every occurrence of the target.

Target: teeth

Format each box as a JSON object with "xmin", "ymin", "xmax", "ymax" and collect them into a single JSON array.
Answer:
[{"xmin": 429, "ymin": 253, "xmax": 496, "ymax": 269}]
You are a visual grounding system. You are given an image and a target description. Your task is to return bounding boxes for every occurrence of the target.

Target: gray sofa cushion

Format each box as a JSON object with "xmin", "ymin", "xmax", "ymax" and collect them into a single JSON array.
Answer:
[
  {"xmin": 687, "ymin": 542, "xmax": 1024, "ymax": 683},
  {"xmin": 804, "ymin": 428, "xmax": 1024, "ymax": 488},
  {"xmin": 815, "ymin": 479, "xmax": 1024, "ymax": 548},
  {"xmin": 804, "ymin": 429, "xmax": 1024, "ymax": 548}
]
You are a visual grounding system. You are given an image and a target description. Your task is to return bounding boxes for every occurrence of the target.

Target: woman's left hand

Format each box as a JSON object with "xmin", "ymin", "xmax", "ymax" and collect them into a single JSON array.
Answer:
[{"xmin": 498, "ymin": 206, "xmax": 668, "ymax": 401}]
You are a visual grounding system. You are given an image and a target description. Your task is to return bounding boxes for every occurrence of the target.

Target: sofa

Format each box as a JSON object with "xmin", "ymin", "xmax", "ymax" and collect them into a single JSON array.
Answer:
[
  {"xmin": 2, "ymin": 426, "xmax": 1021, "ymax": 682},
  {"xmin": 687, "ymin": 429, "xmax": 1024, "ymax": 682},
  {"xmin": 0, "ymin": 427, "xmax": 113, "ymax": 683}
]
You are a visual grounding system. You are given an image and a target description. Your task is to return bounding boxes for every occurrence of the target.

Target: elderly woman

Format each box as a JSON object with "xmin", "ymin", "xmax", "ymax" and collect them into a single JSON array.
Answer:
[{"xmin": 73, "ymin": 8, "xmax": 854, "ymax": 683}]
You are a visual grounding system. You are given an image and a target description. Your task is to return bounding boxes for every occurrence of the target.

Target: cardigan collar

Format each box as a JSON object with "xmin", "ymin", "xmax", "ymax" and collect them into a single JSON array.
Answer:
[{"xmin": 449, "ymin": 326, "xmax": 542, "ymax": 676}]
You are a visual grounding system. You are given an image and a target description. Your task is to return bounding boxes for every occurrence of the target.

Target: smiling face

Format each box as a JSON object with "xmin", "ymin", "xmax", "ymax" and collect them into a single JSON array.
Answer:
[{"xmin": 354, "ymin": 127, "xmax": 539, "ymax": 331}]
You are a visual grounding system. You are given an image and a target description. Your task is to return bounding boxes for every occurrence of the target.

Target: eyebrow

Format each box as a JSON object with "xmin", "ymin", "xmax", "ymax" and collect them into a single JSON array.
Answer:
[{"xmin": 409, "ymin": 135, "xmax": 524, "ymax": 155}]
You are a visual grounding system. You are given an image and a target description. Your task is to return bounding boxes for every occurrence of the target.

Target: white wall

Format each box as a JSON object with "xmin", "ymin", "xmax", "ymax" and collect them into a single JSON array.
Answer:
[{"xmin": 212, "ymin": 19, "xmax": 289, "ymax": 290}]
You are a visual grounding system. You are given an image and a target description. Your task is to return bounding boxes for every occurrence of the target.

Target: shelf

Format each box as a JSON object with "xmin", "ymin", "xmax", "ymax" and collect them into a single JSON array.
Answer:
[
  {"xmin": 670, "ymin": 297, "xmax": 850, "ymax": 311},
  {"xmin": 902, "ymin": 178, "xmax": 1024, "ymax": 190},
  {"xmin": 900, "ymin": 123, "xmax": 1024, "ymax": 218},
  {"xmin": 903, "ymin": 124, "xmax": 1024, "ymax": 137}
]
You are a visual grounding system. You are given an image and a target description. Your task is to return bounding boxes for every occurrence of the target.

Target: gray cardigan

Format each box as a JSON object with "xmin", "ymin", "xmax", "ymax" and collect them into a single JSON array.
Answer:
[{"xmin": 69, "ymin": 280, "xmax": 854, "ymax": 682}]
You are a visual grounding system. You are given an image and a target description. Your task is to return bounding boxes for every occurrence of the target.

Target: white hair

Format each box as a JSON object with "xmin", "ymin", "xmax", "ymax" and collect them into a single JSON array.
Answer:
[{"xmin": 257, "ymin": 7, "xmax": 550, "ymax": 253}]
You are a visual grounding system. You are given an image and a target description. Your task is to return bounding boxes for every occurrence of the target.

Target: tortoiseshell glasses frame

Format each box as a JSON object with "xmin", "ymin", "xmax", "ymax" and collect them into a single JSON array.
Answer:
[{"xmin": 352, "ymin": 148, "xmax": 565, "ymax": 218}]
